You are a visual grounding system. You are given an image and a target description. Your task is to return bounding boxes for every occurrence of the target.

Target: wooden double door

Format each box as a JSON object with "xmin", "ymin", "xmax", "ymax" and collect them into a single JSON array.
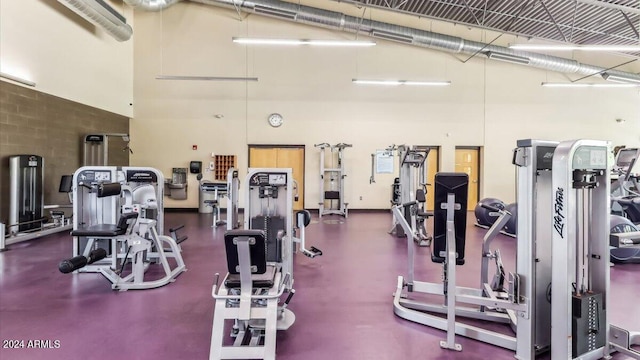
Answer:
[{"xmin": 248, "ymin": 145, "xmax": 305, "ymax": 210}]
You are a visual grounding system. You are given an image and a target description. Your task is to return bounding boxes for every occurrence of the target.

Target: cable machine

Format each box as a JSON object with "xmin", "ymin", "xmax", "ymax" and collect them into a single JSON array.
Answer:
[
  {"xmin": 83, "ymin": 134, "xmax": 132, "ymax": 166},
  {"xmin": 315, "ymin": 143, "xmax": 352, "ymax": 218}
]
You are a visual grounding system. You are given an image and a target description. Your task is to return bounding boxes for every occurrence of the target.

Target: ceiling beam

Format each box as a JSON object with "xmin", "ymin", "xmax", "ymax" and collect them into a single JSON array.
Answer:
[
  {"xmin": 576, "ymin": 0, "xmax": 640, "ymax": 15},
  {"xmin": 620, "ymin": 10, "xmax": 640, "ymax": 39},
  {"xmin": 540, "ymin": 0, "xmax": 568, "ymax": 42}
]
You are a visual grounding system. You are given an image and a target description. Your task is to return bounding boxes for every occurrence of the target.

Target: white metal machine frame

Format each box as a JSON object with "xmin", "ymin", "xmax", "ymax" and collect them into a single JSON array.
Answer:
[
  {"xmin": 65, "ymin": 166, "xmax": 186, "ymax": 290},
  {"xmin": 389, "ymin": 145, "xmax": 432, "ymax": 246},
  {"xmin": 393, "ymin": 172, "xmax": 528, "ymax": 352},
  {"xmin": 315, "ymin": 143, "xmax": 352, "ymax": 218},
  {"xmin": 552, "ymin": 140, "xmax": 639, "ymax": 359},
  {"xmin": 210, "ymin": 168, "xmax": 302, "ymax": 360}
]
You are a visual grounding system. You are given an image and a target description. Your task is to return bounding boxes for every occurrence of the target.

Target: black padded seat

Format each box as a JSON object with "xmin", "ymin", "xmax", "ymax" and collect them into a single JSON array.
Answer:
[
  {"xmin": 71, "ymin": 212, "xmax": 138, "ymax": 237},
  {"xmin": 224, "ymin": 265, "xmax": 277, "ymax": 289},
  {"xmin": 417, "ymin": 210, "xmax": 434, "ymax": 218},
  {"xmin": 204, "ymin": 200, "xmax": 219, "ymax": 205},
  {"xmin": 71, "ymin": 224, "xmax": 126, "ymax": 237}
]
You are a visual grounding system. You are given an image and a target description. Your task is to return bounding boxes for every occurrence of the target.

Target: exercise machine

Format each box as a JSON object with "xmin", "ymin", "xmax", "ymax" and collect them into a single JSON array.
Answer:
[
  {"xmin": 609, "ymin": 147, "xmax": 640, "ymax": 262},
  {"xmin": 1, "ymin": 155, "xmax": 73, "ymax": 251},
  {"xmin": 393, "ymin": 139, "xmax": 558, "ymax": 358},
  {"xmin": 83, "ymin": 133, "xmax": 132, "ymax": 166},
  {"xmin": 553, "ymin": 139, "xmax": 639, "ymax": 359},
  {"xmin": 389, "ymin": 145, "xmax": 433, "ymax": 247},
  {"xmin": 61, "ymin": 166, "xmax": 186, "ymax": 290},
  {"xmin": 393, "ymin": 172, "xmax": 527, "ymax": 352},
  {"xmin": 209, "ymin": 168, "xmax": 321, "ymax": 359},
  {"xmin": 200, "ymin": 168, "xmax": 240, "ymax": 229},
  {"xmin": 315, "ymin": 143, "xmax": 352, "ymax": 218}
]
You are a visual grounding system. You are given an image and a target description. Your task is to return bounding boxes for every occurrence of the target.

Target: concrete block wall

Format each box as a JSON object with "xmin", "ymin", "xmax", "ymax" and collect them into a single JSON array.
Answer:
[{"xmin": 0, "ymin": 81, "xmax": 129, "ymax": 224}]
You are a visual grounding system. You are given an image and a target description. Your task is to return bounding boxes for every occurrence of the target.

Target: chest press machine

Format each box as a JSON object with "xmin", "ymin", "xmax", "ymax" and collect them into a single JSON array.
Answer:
[
  {"xmin": 392, "ymin": 139, "xmax": 640, "ymax": 359},
  {"xmin": 209, "ymin": 168, "xmax": 322, "ymax": 360},
  {"xmin": 58, "ymin": 167, "xmax": 186, "ymax": 291}
]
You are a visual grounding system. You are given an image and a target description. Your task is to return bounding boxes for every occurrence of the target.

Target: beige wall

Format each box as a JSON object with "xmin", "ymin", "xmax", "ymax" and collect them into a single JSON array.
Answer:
[
  {"xmin": 125, "ymin": 2, "xmax": 639, "ymax": 208},
  {"xmin": 0, "ymin": 0, "xmax": 134, "ymax": 117}
]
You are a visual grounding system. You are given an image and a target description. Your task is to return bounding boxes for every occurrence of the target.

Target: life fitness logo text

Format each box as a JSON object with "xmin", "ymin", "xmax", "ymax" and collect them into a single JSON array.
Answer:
[{"xmin": 554, "ymin": 187, "xmax": 565, "ymax": 238}]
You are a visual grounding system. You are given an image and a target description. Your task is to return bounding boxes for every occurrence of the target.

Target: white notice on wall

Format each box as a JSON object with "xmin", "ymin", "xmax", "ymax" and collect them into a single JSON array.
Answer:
[{"xmin": 376, "ymin": 150, "xmax": 394, "ymax": 174}]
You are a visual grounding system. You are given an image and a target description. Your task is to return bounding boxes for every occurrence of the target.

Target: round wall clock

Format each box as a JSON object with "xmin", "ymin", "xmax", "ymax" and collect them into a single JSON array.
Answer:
[{"xmin": 268, "ymin": 113, "xmax": 284, "ymax": 127}]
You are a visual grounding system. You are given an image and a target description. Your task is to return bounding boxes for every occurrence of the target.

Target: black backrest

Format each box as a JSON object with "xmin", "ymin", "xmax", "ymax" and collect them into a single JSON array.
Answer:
[
  {"xmin": 224, "ymin": 229, "xmax": 267, "ymax": 275},
  {"xmin": 432, "ymin": 172, "xmax": 468, "ymax": 265},
  {"xmin": 416, "ymin": 189, "xmax": 426, "ymax": 203},
  {"xmin": 59, "ymin": 175, "xmax": 73, "ymax": 193},
  {"xmin": 97, "ymin": 182, "xmax": 122, "ymax": 198}
]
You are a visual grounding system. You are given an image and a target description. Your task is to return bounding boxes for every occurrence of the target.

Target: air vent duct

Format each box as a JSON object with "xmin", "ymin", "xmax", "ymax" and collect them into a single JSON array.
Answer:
[{"xmin": 58, "ymin": 0, "xmax": 132, "ymax": 41}]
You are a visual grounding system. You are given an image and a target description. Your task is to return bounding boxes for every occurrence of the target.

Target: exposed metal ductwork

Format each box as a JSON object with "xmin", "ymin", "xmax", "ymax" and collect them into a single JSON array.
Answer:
[
  {"xmin": 57, "ymin": 0, "xmax": 133, "ymax": 41},
  {"xmin": 128, "ymin": 0, "xmax": 640, "ymax": 82},
  {"xmin": 123, "ymin": 0, "xmax": 183, "ymax": 11}
]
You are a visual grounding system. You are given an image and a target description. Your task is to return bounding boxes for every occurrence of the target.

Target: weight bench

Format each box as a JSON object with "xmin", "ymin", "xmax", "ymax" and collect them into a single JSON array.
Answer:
[{"xmin": 210, "ymin": 229, "xmax": 293, "ymax": 360}]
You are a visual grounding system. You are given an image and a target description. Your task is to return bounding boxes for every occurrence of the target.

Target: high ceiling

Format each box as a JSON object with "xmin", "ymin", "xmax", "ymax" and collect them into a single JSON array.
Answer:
[{"xmin": 333, "ymin": 0, "xmax": 640, "ymax": 46}]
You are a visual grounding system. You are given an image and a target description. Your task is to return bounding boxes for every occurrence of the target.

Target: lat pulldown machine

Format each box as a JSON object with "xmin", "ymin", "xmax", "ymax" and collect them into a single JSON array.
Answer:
[{"xmin": 315, "ymin": 143, "xmax": 352, "ymax": 218}]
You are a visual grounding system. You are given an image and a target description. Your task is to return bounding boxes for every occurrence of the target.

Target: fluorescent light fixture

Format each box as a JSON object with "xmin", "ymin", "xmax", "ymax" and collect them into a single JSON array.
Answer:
[
  {"xmin": 352, "ymin": 79, "xmax": 451, "ymax": 86},
  {"xmin": 0, "ymin": 72, "xmax": 35, "ymax": 87},
  {"xmin": 541, "ymin": 82, "xmax": 639, "ymax": 88},
  {"xmin": 485, "ymin": 51, "xmax": 531, "ymax": 65},
  {"xmin": 510, "ymin": 44, "xmax": 640, "ymax": 52},
  {"xmin": 601, "ymin": 73, "xmax": 640, "ymax": 85},
  {"xmin": 156, "ymin": 75, "xmax": 258, "ymax": 81},
  {"xmin": 232, "ymin": 37, "xmax": 376, "ymax": 47}
]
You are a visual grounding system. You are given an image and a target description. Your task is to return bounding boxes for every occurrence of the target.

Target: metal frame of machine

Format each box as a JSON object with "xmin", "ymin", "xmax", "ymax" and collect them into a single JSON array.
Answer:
[
  {"xmin": 226, "ymin": 168, "xmax": 240, "ymax": 231},
  {"xmin": 65, "ymin": 166, "xmax": 186, "ymax": 290},
  {"xmin": 389, "ymin": 145, "xmax": 433, "ymax": 246},
  {"xmin": 200, "ymin": 168, "xmax": 240, "ymax": 229},
  {"xmin": 393, "ymin": 172, "xmax": 527, "ymax": 352},
  {"xmin": 551, "ymin": 139, "xmax": 640, "ymax": 359},
  {"xmin": 209, "ymin": 168, "xmax": 322, "ymax": 359},
  {"xmin": 83, "ymin": 133, "xmax": 132, "ymax": 166},
  {"xmin": 315, "ymin": 143, "xmax": 352, "ymax": 218}
]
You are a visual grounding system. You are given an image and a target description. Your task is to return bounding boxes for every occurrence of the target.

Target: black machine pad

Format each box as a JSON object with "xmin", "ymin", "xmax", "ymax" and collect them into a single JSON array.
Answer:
[
  {"xmin": 432, "ymin": 172, "xmax": 468, "ymax": 265},
  {"xmin": 97, "ymin": 182, "xmax": 122, "ymax": 198},
  {"xmin": 224, "ymin": 265, "xmax": 277, "ymax": 289},
  {"xmin": 70, "ymin": 212, "xmax": 138, "ymax": 237},
  {"xmin": 224, "ymin": 229, "xmax": 267, "ymax": 275}
]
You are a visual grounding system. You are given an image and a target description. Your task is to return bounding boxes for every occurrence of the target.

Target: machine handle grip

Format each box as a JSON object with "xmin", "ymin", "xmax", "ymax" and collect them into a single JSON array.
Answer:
[
  {"xmin": 402, "ymin": 200, "xmax": 418, "ymax": 208},
  {"xmin": 480, "ymin": 203, "xmax": 502, "ymax": 213},
  {"xmin": 212, "ymin": 273, "xmax": 220, "ymax": 296},
  {"xmin": 169, "ymin": 225, "xmax": 185, "ymax": 233},
  {"xmin": 284, "ymin": 289, "xmax": 295, "ymax": 305}
]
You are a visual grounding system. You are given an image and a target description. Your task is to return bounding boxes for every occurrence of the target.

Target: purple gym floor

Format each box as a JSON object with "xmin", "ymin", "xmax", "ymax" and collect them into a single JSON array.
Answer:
[{"xmin": 0, "ymin": 212, "xmax": 638, "ymax": 360}]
